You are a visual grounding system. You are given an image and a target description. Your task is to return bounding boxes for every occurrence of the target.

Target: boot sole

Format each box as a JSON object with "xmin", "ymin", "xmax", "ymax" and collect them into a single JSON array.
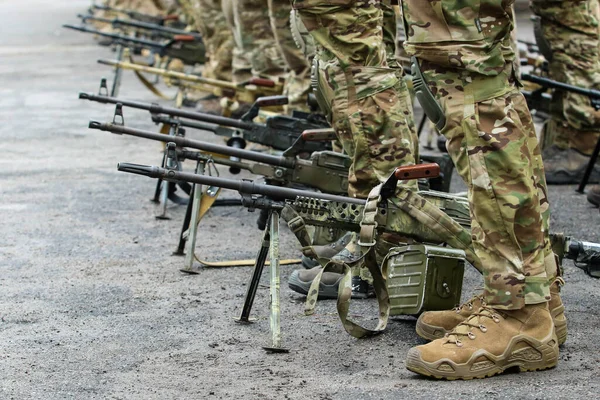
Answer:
[{"xmin": 406, "ymin": 332, "xmax": 559, "ymax": 380}]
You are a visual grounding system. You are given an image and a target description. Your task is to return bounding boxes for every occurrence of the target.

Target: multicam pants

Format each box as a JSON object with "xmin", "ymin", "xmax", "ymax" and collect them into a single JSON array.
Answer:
[
  {"xmin": 532, "ymin": 0, "xmax": 600, "ymax": 155},
  {"xmin": 181, "ymin": 0, "xmax": 234, "ymax": 81},
  {"xmin": 401, "ymin": 0, "xmax": 558, "ymax": 309},
  {"xmin": 291, "ymin": 0, "xmax": 419, "ymax": 198}
]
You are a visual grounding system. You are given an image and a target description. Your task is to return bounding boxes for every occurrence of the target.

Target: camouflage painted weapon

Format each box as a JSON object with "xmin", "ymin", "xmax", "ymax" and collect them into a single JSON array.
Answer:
[
  {"xmin": 62, "ymin": 24, "xmax": 205, "ymax": 65},
  {"xmin": 118, "ymin": 162, "xmax": 600, "ymax": 345},
  {"xmin": 78, "ymin": 13, "xmax": 201, "ymax": 40},
  {"xmin": 96, "ymin": 59, "xmax": 282, "ymax": 104},
  {"xmin": 88, "ymin": 4, "xmax": 184, "ymax": 26},
  {"xmin": 79, "ymin": 92, "xmax": 330, "ymax": 152}
]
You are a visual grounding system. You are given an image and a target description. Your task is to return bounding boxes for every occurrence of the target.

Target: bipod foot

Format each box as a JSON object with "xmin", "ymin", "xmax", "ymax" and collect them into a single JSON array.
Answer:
[
  {"xmin": 179, "ymin": 268, "xmax": 200, "ymax": 275},
  {"xmin": 263, "ymin": 346, "xmax": 289, "ymax": 354},
  {"xmin": 155, "ymin": 215, "xmax": 171, "ymax": 220},
  {"xmin": 172, "ymin": 249, "xmax": 185, "ymax": 256}
]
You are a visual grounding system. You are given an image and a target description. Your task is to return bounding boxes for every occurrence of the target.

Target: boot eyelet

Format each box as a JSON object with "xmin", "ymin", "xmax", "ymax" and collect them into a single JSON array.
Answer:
[
  {"xmin": 479, "ymin": 324, "xmax": 487, "ymax": 333},
  {"xmin": 467, "ymin": 303, "xmax": 473, "ymax": 310},
  {"xmin": 467, "ymin": 332, "xmax": 476, "ymax": 340},
  {"xmin": 492, "ymin": 316, "xmax": 500, "ymax": 323},
  {"xmin": 455, "ymin": 340, "xmax": 463, "ymax": 347}
]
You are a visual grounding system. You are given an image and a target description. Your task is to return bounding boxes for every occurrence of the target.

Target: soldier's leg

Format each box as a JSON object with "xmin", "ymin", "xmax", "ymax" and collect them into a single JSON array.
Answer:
[
  {"xmin": 267, "ymin": 0, "xmax": 311, "ymax": 112},
  {"xmin": 287, "ymin": 0, "xmax": 418, "ymax": 298},
  {"xmin": 229, "ymin": 0, "xmax": 286, "ymax": 81},
  {"xmin": 292, "ymin": 0, "xmax": 418, "ymax": 198},
  {"xmin": 402, "ymin": 0, "xmax": 560, "ymax": 379},
  {"xmin": 532, "ymin": 0, "xmax": 600, "ymax": 184},
  {"xmin": 182, "ymin": 0, "xmax": 234, "ymax": 81}
]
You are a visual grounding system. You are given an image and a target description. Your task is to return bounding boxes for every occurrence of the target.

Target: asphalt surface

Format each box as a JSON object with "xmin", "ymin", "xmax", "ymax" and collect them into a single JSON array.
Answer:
[{"xmin": 1, "ymin": 1, "xmax": 599, "ymax": 399}]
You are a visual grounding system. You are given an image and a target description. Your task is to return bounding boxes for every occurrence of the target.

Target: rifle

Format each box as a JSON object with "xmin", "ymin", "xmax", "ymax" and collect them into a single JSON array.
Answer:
[
  {"xmin": 63, "ymin": 24, "xmax": 205, "ymax": 66},
  {"xmin": 96, "ymin": 59, "xmax": 282, "ymax": 105},
  {"xmin": 79, "ymin": 92, "xmax": 331, "ymax": 153},
  {"xmin": 117, "ymin": 162, "xmax": 600, "ymax": 347},
  {"xmin": 521, "ymin": 73, "xmax": 600, "ymax": 193},
  {"xmin": 78, "ymin": 14, "xmax": 201, "ymax": 40},
  {"xmin": 88, "ymin": 4, "xmax": 184, "ymax": 27}
]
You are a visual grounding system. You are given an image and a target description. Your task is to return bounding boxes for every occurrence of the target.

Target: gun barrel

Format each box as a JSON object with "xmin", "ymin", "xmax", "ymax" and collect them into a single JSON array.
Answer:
[
  {"xmin": 79, "ymin": 92, "xmax": 255, "ymax": 130},
  {"xmin": 521, "ymin": 74, "xmax": 600, "ymax": 100},
  {"xmin": 97, "ymin": 59, "xmax": 238, "ymax": 90},
  {"xmin": 89, "ymin": 121, "xmax": 295, "ymax": 169},
  {"xmin": 78, "ymin": 14, "xmax": 200, "ymax": 38},
  {"xmin": 117, "ymin": 163, "xmax": 364, "ymax": 205},
  {"xmin": 63, "ymin": 24, "xmax": 162, "ymax": 49}
]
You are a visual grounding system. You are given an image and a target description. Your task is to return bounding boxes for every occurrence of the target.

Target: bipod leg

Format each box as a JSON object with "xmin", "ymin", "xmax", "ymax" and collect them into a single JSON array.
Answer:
[
  {"xmin": 180, "ymin": 161, "xmax": 206, "ymax": 274},
  {"xmin": 111, "ymin": 44, "xmax": 124, "ymax": 97},
  {"xmin": 263, "ymin": 211, "xmax": 289, "ymax": 353},
  {"xmin": 236, "ymin": 211, "xmax": 272, "ymax": 324},
  {"xmin": 577, "ymin": 134, "xmax": 600, "ymax": 193},
  {"xmin": 173, "ymin": 184, "xmax": 194, "ymax": 257},
  {"xmin": 151, "ymin": 151, "xmax": 167, "ymax": 204}
]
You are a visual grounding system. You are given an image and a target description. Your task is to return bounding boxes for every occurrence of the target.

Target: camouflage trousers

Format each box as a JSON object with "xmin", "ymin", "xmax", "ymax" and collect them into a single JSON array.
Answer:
[
  {"xmin": 228, "ymin": 0, "xmax": 286, "ymax": 81},
  {"xmin": 401, "ymin": 0, "xmax": 557, "ymax": 309},
  {"xmin": 182, "ymin": 0, "xmax": 234, "ymax": 81},
  {"xmin": 292, "ymin": 0, "xmax": 418, "ymax": 198},
  {"xmin": 532, "ymin": 0, "xmax": 600, "ymax": 155},
  {"xmin": 267, "ymin": 0, "xmax": 311, "ymax": 112}
]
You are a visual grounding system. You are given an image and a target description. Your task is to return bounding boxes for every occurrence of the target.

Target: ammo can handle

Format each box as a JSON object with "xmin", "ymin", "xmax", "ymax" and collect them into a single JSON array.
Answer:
[
  {"xmin": 394, "ymin": 163, "xmax": 440, "ymax": 180},
  {"xmin": 248, "ymin": 77, "xmax": 276, "ymax": 88},
  {"xmin": 300, "ymin": 128, "xmax": 337, "ymax": 142}
]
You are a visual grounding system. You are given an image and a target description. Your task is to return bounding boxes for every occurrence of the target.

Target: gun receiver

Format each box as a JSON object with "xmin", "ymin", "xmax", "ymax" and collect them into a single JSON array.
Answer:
[
  {"xmin": 81, "ymin": 92, "xmax": 331, "ymax": 152},
  {"xmin": 91, "ymin": 122, "xmax": 349, "ymax": 193},
  {"xmin": 63, "ymin": 25, "xmax": 205, "ymax": 65},
  {"xmin": 78, "ymin": 14, "xmax": 202, "ymax": 39}
]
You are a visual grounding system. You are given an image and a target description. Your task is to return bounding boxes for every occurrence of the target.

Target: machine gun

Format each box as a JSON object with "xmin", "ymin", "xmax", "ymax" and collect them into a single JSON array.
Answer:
[
  {"xmin": 96, "ymin": 59, "xmax": 282, "ymax": 106},
  {"xmin": 78, "ymin": 14, "xmax": 201, "ymax": 41},
  {"xmin": 79, "ymin": 92, "xmax": 330, "ymax": 153},
  {"xmin": 62, "ymin": 24, "xmax": 205, "ymax": 66},
  {"xmin": 88, "ymin": 3, "xmax": 185, "ymax": 27},
  {"xmin": 117, "ymin": 162, "xmax": 600, "ymax": 349}
]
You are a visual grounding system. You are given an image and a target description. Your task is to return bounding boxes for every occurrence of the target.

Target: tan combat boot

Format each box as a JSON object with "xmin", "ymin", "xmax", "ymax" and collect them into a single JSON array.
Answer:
[
  {"xmin": 416, "ymin": 278, "xmax": 567, "ymax": 345},
  {"xmin": 543, "ymin": 145, "xmax": 600, "ymax": 184},
  {"xmin": 406, "ymin": 304, "xmax": 559, "ymax": 380}
]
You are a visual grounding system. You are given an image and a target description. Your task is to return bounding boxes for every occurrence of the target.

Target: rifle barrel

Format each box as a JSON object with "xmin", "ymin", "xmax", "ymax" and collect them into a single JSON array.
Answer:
[
  {"xmin": 89, "ymin": 121, "xmax": 295, "ymax": 168},
  {"xmin": 521, "ymin": 74, "xmax": 600, "ymax": 100},
  {"xmin": 117, "ymin": 163, "xmax": 364, "ymax": 205},
  {"xmin": 63, "ymin": 24, "xmax": 162, "ymax": 49},
  {"xmin": 97, "ymin": 59, "xmax": 238, "ymax": 90},
  {"xmin": 79, "ymin": 14, "xmax": 200, "ymax": 38},
  {"xmin": 79, "ymin": 92, "xmax": 255, "ymax": 130}
]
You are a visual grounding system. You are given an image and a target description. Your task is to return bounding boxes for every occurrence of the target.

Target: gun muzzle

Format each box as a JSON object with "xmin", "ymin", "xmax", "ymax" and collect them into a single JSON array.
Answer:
[{"xmin": 117, "ymin": 163, "xmax": 162, "ymax": 178}]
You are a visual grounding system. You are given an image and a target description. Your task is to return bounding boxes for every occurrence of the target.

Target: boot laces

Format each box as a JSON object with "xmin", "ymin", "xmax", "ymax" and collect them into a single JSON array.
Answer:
[
  {"xmin": 445, "ymin": 306, "xmax": 500, "ymax": 347},
  {"xmin": 452, "ymin": 292, "xmax": 486, "ymax": 314}
]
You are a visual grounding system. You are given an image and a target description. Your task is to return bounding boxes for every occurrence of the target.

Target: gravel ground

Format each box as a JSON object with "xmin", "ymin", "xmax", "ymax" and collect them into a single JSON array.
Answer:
[{"xmin": 1, "ymin": 1, "xmax": 599, "ymax": 399}]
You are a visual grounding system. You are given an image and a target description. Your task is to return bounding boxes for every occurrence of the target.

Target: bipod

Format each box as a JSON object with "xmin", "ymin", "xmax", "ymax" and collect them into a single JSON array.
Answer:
[
  {"xmin": 235, "ymin": 209, "xmax": 288, "ymax": 353},
  {"xmin": 577, "ymin": 133, "xmax": 600, "ymax": 194}
]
